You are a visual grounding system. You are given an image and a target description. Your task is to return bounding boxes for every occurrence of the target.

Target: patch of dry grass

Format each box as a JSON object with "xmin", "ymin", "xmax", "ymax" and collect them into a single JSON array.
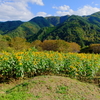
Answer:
[{"xmin": 0, "ymin": 76, "xmax": 100, "ymax": 100}]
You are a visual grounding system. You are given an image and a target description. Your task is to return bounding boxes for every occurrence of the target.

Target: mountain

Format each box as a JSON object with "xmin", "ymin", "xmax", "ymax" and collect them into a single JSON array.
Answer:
[
  {"xmin": 46, "ymin": 15, "xmax": 70, "ymax": 26},
  {"xmin": 0, "ymin": 21, "xmax": 23, "ymax": 35},
  {"xmin": 86, "ymin": 11, "xmax": 100, "ymax": 27},
  {"xmin": 7, "ymin": 22, "xmax": 40, "ymax": 38},
  {"xmin": 1, "ymin": 12, "xmax": 100, "ymax": 47},
  {"xmin": 0, "ymin": 17, "xmax": 55, "ymax": 39},
  {"xmin": 29, "ymin": 16, "xmax": 53, "ymax": 28},
  {"xmin": 29, "ymin": 12, "xmax": 100, "ymax": 46}
]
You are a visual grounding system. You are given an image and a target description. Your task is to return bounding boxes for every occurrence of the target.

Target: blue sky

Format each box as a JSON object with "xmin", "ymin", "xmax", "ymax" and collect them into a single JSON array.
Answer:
[{"xmin": 0, "ymin": 0, "xmax": 100, "ymax": 21}]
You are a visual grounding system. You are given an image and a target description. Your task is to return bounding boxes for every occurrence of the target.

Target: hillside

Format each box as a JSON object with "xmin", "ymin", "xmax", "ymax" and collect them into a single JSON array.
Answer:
[
  {"xmin": 0, "ymin": 17, "xmax": 54, "ymax": 39},
  {"xmin": 0, "ymin": 12, "xmax": 100, "ymax": 46},
  {"xmin": 0, "ymin": 21, "xmax": 23, "ymax": 35},
  {"xmin": 45, "ymin": 15, "xmax": 70, "ymax": 26},
  {"xmin": 0, "ymin": 76, "xmax": 100, "ymax": 100},
  {"xmin": 7, "ymin": 22, "xmax": 40, "ymax": 38},
  {"xmin": 29, "ymin": 16, "xmax": 53, "ymax": 28},
  {"xmin": 32, "ymin": 12, "xmax": 100, "ymax": 46},
  {"xmin": 86, "ymin": 11, "xmax": 100, "ymax": 27}
]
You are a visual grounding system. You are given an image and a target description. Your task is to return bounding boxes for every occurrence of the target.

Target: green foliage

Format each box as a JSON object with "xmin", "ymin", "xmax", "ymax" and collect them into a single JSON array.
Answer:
[
  {"xmin": 56, "ymin": 85, "xmax": 68, "ymax": 94},
  {"xmin": 1, "ymin": 12, "xmax": 100, "ymax": 47},
  {"xmin": 0, "ymin": 35, "xmax": 12, "ymax": 51},
  {"xmin": 37, "ymin": 15, "xmax": 94, "ymax": 47},
  {"xmin": 89, "ymin": 44, "xmax": 100, "ymax": 53},
  {"xmin": 31, "ymin": 40, "xmax": 80, "ymax": 53},
  {"xmin": 87, "ymin": 11, "xmax": 100, "ymax": 27},
  {"xmin": 7, "ymin": 22, "xmax": 40, "ymax": 38},
  {"xmin": 28, "ymin": 27, "xmax": 56, "ymax": 42},
  {"xmin": 31, "ymin": 40, "xmax": 42, "ymax": 51},
  {"xmin": 9, "ymin": 37, "xmax": 31, "ymax": 51},
  {"xmin": 0, "ymin": 21, "xmax": 23, "ymax": 35},
  {"xmin": 0, "ymin": 51, "xmax": 100, "ymax": 80},
  {"xmin": 0, "ymin": 35, "xmax": 32, "ymax": 52},
  {"xmin": 81, "ymin": 43, "xmax": 100, "ymax": 53},
  {"xmin": 29, "ymin": 12, "xmax": 100, "ymax": 47},
  {"xmin": 40, "ymin": 40, "xmax": 70, "ymax": 52},
  {"xmin": 29, "ymin": 16, "xmax": 52, "ymax": 28},
  {"xmin": 80, "ymin": 46, "xmax": 90, "ymax": 53},
  {"xmin": 46, "ymin": 16, "xmax": 60, "ymax": 26},
  {"xmin": 0, "ymin": 82, "xmax": 33, "ymax": 100},
  {"xmin": 46, "ymin": 15, "xmax": 69, "ymax": 26},
  {"xmin": 68, "ymin": 42, "xmax": 80, "ymax": 52}
]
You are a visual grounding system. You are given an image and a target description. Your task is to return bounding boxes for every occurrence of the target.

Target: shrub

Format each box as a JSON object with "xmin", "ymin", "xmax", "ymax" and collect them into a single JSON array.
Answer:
[
  {"xmin": 40, "ymin": 40, "xmax": 69, "ymax": 52},
  {"xmin": 89, "ymin": 44, "xmax": 100, "ymax": 53}
]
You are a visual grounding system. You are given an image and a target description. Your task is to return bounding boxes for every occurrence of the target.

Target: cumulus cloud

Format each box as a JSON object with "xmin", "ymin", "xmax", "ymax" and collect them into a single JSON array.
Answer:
[
  {"xmin": 1, "ymin": 0, "xmax": 44, "ymax": 6},
  {"xmin": 76, "ymin": 5, "xmax": 100, "ymax": 16},
  {"xmin": 36, "ymin": 12, "xmax": 51, "ymax": 17},
  {"xmin": 1, "ymin": 1, "xmax": 100, "ymax": 21},
  {"xmin": 53, "ymin": 5, "xmax": 100, "ymax": 16},
  {"xmin": 0, "ymin": 0, "xmax": 44, "ymax": 21},
  {"xmin": 52, "ymin": 5, "xmax": 70, "ymax": 11}
]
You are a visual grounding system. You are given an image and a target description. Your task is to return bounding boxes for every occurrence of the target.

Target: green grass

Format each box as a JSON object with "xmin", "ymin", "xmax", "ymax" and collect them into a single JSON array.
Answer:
[
  {"xmin": 0, "ymin": 81, "xmax": 40, "ymax": 100},
  {"xmin": 0, "ymin": 76, "xmax": 100, "ymax": 100}
]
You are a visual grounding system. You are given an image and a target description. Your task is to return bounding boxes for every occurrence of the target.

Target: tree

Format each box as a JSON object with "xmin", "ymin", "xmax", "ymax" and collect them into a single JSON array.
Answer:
[
  {"xmin": 31, "ymin": 40, "xmax": 42, "ymax": 51},
  {"xmin": 9, "ymin": 37, "xmax": 30, "ymax": 51},
  {"xmin": 89, "ymin": 44, "xmax": 100, "ymax": 53},
  {"xmin": 0, "ymin": 35, "xmax": 11, "ymax": 51},
  {"xmin": 41, "ymin": 40, "xmax": 57, "ymax": 51},
  {"xmin": 68, "ymin": 42, "xmax": 80, "ymax": 52},
  {"xmin": 41, "ymin": 40, "xmax": 70, "ymax": 52}
]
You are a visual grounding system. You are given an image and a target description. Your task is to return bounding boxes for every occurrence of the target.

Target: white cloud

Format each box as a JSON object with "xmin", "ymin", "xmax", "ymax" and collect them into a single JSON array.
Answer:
[
  {"xmin": 56, "ymin": 11, "xmax": 72, "ymax": 16},
  {"xmin": 0, "ymin": 0, "xmax": 44, "ymax": 21},
  {"xmin": 92, "ymin": 2, "xmax": 99, "ymax": 6},
  {"xmin": 76, "ymin": 5, "xmax": 100, "ymax": 16},
  {"xmin": 95, "ymin": 4, "xmax": 99, "ymax": 6},
  {"xmin": 36, "ymin": 12, "xmax": 51, "ymax": 17},
  {"xmin": 52, "ymin": 5, "xmax": 70, "ymax": 11},
  {"xmin": 53, "ymin": 5, "xmax": 100, "ymax": 16},
  {"xmin": 20, "ymin": 0, "xmax": 44, "ymax": 6},
  {"xmin": 1, "ymin": 0, "xmax": 44, "ymax": 6}
]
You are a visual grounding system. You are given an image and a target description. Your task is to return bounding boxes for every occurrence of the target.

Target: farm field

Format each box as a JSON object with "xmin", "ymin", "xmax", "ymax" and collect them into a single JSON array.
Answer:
[{"xmin": 0, "ymin": 50, "xmax": 100, "ymax": 80}]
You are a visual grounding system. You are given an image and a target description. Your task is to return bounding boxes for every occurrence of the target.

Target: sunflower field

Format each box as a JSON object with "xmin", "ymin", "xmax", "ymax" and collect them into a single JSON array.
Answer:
[{"xmin": 0, "ymin": 50, "xmax": 100, "ymax": 80}]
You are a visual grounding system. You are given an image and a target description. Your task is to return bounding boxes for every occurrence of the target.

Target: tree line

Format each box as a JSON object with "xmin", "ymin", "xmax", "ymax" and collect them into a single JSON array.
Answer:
[{"xmin": 0, "ymin": 35, "xmax": 100, "ymax": 53}]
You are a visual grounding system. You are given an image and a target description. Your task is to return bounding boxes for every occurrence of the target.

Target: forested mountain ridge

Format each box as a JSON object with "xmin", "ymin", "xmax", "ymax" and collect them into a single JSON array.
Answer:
[
  {"xmin": 45, "ymin": 15, "xmax": 70, "ymax": 26},
  {"xmin": 0, "ymin": 11, "xmax": 100, "ymax": 47},
  {"xmin": 7, "ymin": 22, "xmax": 40, "ymax": 39},
  {"xmin": 0, "ymin": 21, "xmax": 23, "ymax": 35},
  {"xmin": 29, "ymin": 16, "xmax": 53, "ymax": 28},
  {"xmin": 36, "ymin": 15, "xmax": 100, "ymax": 46}
]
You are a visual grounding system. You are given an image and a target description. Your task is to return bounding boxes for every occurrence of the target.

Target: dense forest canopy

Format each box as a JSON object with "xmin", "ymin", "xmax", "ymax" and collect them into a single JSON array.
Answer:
[{"xmin": 0, "ymin": 12, "xmax": 100, "ymax": 52}]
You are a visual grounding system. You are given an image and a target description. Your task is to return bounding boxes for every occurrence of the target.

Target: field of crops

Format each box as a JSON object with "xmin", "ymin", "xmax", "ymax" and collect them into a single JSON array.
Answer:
[{"xmin": 0, "ymin": 50, "xmax": 100, "ymax": 80}]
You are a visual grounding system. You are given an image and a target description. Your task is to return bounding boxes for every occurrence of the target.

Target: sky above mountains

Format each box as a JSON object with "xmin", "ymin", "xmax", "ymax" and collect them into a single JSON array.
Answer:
[{"xmin": 0, "ymin": 0, "xmax": 100, "ymax": 21}]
